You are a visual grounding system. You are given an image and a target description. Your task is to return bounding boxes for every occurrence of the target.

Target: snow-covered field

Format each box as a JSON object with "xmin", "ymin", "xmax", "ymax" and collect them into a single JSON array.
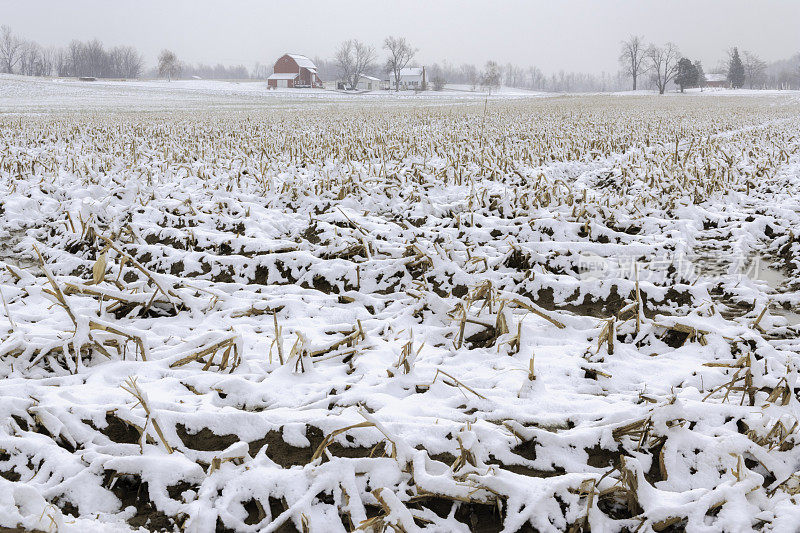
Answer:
[
  {"xmin": 0, "ymin": 75, "xmax": 548, "ymax": 115},
  {"xmin": 2, "ymin": 76, "xmax": 800, "ymax": 532}
]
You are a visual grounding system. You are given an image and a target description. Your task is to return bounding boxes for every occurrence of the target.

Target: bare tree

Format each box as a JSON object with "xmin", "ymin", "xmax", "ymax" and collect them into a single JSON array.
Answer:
[
  {"xmin": 106, "ymin": 47, "xmax": 121, "ymax": 78},
  {"xmin": 66, "ymin": 39, "xmax": 107, "ymax": 78},
  {"xmin": 18, "ymin": 40, "xmax": 35, "ymax": 76},
  {"xmin": 619, "ymin": 35, "xmax": 646, "ymax": 91},
  {"xmin": 158, "ymin": 49, "xmax": 180, "ymax": 81},
  {"xmin": 123, "ymin": 47, "xmax": 144, "ymax": 79},
  {"xmin": 54, "ymin": 48, "xmax": 67, "ymax": 77},
  {"xmin": 334, "ymin": 40, "xmax": 355, "ymax": 89},
  {"xmin": 335, "ymin": 39, "xmax": 375, "ymax": 90},
  {"xmin": 742, "ymin": 51, "xmax": 767, "ymax": 89},
  {"xmin": 384, "ymin": 36, "xmax": 416, "ymax": 91},
  {"xmin": 19, "ymin": 40, "xmax": 49, "ymax": 77},
  {"xmin": 251, "ymin": 62, "xmax": 270, "ymax": 79},
  {"xmin": 0, "ymin": 25, "xmax": 22, "ymax": 74},
  {"xmin": 797, "ymin": 63, "xmax": 800, "ymax": 90},
  {"xmin": 504, "ymin": 63, "xmax": 525, "ymax": 88},
  {"xmin": 459, "ymin": 63, "xmax": 478, "ymax": 91},
  {"xmin": 110, "ymin": 45, "xmax": 143, "ymax": 78},
  {"xmin": 41, "ymin": 46, "xmax": 56, "ymax": 77},
  {"xmin": 646, "ymin": 42, "xmax": 680, "ymax": 94},
  {"xmin": 428, "ymin": 63, "xmax": 446, "ymax": 91},
  {"xmin": 351, "ymin": 40, "xmax": 376, "ymax": 90},
  {"xmin": 65, "ymin": 40, "xmax": 83, "ymax": 77},
  {"xmin": 83, "ymin": 39, "xmax": 109, "ymax": 78},
  {"xmin": 481, "ymin": 60, "xmax": 501, "ymax": 93},
  {"xmin": 526, "ymin": 66, "xmax": 546, "ymax": 91}
]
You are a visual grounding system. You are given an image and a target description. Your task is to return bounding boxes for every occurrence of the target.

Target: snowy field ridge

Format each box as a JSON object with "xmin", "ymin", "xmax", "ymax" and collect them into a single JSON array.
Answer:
[{"xmin": 2, "ymin": 78, "xmax": 800, "ymax": 531}]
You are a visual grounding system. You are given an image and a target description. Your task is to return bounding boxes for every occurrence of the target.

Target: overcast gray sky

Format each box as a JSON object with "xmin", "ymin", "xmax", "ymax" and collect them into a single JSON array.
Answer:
[{"xmin": 2, "ymin": 1, "xmax": 799, "ymax": 73}]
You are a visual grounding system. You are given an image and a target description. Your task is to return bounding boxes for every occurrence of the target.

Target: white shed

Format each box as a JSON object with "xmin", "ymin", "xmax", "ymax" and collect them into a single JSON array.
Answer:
[{"xmin": 356, "ymin": 74, "xmax": 381, "ymax": 91}]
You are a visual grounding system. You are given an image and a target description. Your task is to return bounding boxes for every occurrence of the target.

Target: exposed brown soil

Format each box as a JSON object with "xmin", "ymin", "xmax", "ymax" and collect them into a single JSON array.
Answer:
[
  {"xmin": 176, "ymin": 424, "xmax": 375, "ymax": 468},
  {"xmin": 104, "ymin": 472, "xmax": 176, "ymax": 531}
]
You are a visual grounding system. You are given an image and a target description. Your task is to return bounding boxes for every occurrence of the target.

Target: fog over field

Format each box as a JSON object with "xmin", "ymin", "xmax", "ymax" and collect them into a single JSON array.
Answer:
[
  {"xmin": 0, "ymin": 0, "xmax": 799, "ymax": 91},
  {"xmin": 2, "ymin": 0, "xmax": 799, "ymax": 74},
  {"xmin": 2, "ymin": 3, "xmax": 800, "ymax": 533}
]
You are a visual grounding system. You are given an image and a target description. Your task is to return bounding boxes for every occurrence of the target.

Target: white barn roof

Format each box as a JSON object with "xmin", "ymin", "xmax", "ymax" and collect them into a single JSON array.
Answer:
[{"xmin": 287, "ymin": 54, "xmax": 317, "ymax": 70}]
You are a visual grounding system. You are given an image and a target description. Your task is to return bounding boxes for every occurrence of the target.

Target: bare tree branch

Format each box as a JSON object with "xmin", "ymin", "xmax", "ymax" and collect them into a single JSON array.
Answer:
[
  {"xmin": 158, "ymin": 49, "xmax": 180, "ymax": 81},
  {"xmin": 335, "ymin": 39, "xmax": 375, "ymax": 90},
  {"xmin": 646, "ymin": 42, "xmax": 681, "ymax": 95},
  {"xmin": 619, "ymin": 35, "xmax": 646, "ymax": 91},
  {"xmin": 0, "ymin": 26, "xmax": 23, "ymax": 74},
  {"xmin": 384, "ymin": 36, "xmax": 416, "ymax": 91},
  {"xmin": 742, "ymin": 51, "xmax": 767, "ymax": 89}
]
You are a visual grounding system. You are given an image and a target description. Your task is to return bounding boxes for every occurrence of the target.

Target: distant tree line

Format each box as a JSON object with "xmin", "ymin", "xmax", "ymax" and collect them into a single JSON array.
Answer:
[
  {"xmin": 144, "ymin": 56, "xmax": 250, "ymax": 80},
  {"xmin": 0, "ymin": 26, "xmax": 249, "ymax": 81},
  {"xmin": 423, "ymin": 61, "xmax": 628, "ymax": 93},
  {"xmin": 182, "ymin": 63, "xmax": 248, "ymax": 80},
  {"xmin": 321, "ymin": 36, "xmax": 798, "ymax": 93},
  {"xmin": 764, "ymin": 53, "xmax": 800, "ymax": 90},
  {"xmin": 319, "ymin": 36, "xmax": 630, "ymax": 93},
  {"xmin": 0, "ymin": 25, "xmax": 143, "ymax": 78},
  {"xmin": 1, "ymin": 23, "xmax": 798, "ymax": 91},
  {"xmin": 618, "ymin": 35, "xmax": 800, "ymax": 93},
  {"xmin": 309, "ymin": 37, "xmax": 628, "ymax": 93},
  {"xmin": 59, "ymin": 39, "xmax": 143, "ymax": 78}
]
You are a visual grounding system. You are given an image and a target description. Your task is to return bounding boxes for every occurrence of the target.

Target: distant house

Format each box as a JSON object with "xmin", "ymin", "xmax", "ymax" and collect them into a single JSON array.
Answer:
[
  {"xmin": 704, "ymin": 73, "xmax": 728, "ymax": 89},
  {"xmin": 396, "ymin": 67, "xmax": 426, "ymax": 90},
  {"xmin": 267, "ymin": 54, "xmax": 323, "ymax": 89}
]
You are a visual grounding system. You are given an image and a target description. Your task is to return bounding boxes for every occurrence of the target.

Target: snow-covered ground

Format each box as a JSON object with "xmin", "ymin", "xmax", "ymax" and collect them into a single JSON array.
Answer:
[
  {"xmin": 2, "ymin": 77, "xmax": 800, "ymax": 532},
  {"xmin": 605, "ymin": 87, "xmax": 800, "ymax": 99},
  {"xmin": 3, "ymin": 74, "xmax": 797, "ymax": 115},
  {"xmin": 0, "ymin": 75, "xmax": 550, "ymax": 114}
]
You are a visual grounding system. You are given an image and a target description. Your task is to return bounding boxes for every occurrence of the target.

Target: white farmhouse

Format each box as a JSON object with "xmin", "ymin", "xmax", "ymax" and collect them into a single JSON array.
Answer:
[{"xmin": 396, "ymin": 67, "xmax": 426, "ymax": 90}]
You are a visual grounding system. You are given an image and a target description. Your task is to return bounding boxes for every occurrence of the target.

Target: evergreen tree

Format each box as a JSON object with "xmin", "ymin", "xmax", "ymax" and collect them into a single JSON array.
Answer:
[
  {"xmin": 728, "ymin": 47, "xmax": 745, "ymax": 88},
  {"xmin": 675, "ymin": 58, "xmax": 698, "ymax": 92},
  {"xmin": 694, "ymin": 60, "xmax": 706, "ymax": 88}
]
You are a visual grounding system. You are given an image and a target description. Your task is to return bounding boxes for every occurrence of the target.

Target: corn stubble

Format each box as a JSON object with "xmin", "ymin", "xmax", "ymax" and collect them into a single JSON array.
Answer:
[{"xmin": 0, "ymin": 95, "xmax": 800, "ymax": 531}]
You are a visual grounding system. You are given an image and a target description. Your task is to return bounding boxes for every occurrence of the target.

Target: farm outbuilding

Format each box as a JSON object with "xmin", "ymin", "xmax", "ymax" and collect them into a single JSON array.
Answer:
[
  {"xmin": 703, "ymin": 73, "xmax": 728, "ymax": 89},
  {"xmin": 333, "ymin": 75, "xmax": 381, "ymax": 91},
  {"xmin": 267, "ymin": 54, "xmax": 323, "ymax": 89},
  {"xmin": 356, "ymin": 75, "xmax": 381, "ymax": 91}
]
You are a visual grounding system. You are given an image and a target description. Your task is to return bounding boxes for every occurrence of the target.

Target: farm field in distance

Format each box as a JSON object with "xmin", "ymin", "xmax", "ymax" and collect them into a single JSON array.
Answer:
[{"xmin": 2, "ymin": 77, "xmax": 800, "ymax": 532}]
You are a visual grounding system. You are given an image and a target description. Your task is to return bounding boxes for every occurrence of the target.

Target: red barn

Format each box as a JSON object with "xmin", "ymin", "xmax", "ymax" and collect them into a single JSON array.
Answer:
[
  {"xmin": 703, "ymin": 73, "xmax": 729, "ymax": 89},
  {"xmin": 267, "ymin": 54, "xmax": 323, "ymax": 89}
]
